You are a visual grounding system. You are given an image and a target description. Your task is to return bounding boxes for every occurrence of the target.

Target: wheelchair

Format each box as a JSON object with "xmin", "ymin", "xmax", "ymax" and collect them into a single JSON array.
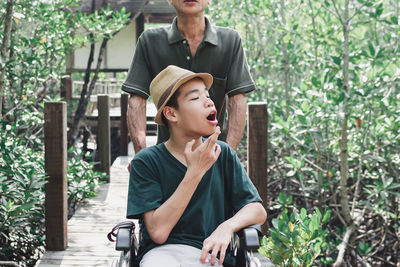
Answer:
[{"xmin": 108, "ymin": 221, "xmax": 263, "ymax": 267}]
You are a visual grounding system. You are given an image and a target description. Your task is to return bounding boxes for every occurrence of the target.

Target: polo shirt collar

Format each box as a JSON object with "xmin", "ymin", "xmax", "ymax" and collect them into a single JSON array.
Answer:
[{"xmin": 167, "ymin": 16, "xmax": 218, "ymax": 46}]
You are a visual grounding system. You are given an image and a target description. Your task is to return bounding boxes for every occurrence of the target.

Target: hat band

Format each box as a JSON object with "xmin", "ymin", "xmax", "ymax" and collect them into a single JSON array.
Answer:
[{"xmin": 157, "ymin": 72, "xmax": 194, "ymax": 110}]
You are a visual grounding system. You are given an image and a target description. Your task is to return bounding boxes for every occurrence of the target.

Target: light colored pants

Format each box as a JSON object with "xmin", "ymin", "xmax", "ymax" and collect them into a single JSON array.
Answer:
[{"xmin": 140, "ymin": 244, "xmax": 219, "ymax": 267}]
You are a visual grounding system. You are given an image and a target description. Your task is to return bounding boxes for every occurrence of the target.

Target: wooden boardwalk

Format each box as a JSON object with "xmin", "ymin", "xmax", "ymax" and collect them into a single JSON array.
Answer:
[{"xmin": 36, "ymin": 137, "xmax": 157, "ymax": 267}]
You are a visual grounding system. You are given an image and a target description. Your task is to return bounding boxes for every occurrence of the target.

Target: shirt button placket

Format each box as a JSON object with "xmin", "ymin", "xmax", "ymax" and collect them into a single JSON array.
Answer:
[{"xmin": 182, "ymin": 39, "xmax": 191, "ymax": 67}]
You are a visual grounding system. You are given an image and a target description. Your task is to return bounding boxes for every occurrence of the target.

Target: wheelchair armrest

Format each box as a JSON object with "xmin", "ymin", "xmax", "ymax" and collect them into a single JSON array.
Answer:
[
  {"xmin": 108, "ymin": 221, "xmax": 135, "ymax": 252},
  {"xmin": 116, "ymin": 227, "xmax": 132, "ymax": 251},
  {"xmin": 237, "ymin": 224, "xmax": 262, "ymax": 251}
]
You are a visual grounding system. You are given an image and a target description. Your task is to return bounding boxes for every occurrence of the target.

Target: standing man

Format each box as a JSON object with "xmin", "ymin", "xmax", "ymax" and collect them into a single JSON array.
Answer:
[{"xmin": 122, "ymin": 0, "xmax": 255, "ymax": 154}]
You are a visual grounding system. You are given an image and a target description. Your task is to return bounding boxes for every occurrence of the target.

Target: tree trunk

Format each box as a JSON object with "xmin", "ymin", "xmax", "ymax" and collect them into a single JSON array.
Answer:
[
  {"xmin": 68, "ymin": 38, "xmax": 95, "ymax": 148},
  {"xmin": 333, "ymin": 0, "xmax": 355, "ymax": 265},
  {"xmin": 68, "ymin": 37, "xmax": 109, "ymax": 148},
  {"xmin": 0, "ymin": 0, "xmax": 14, "ymax": 118},
  {"xmin": 280, "ymin": 0, "xmax": 290, "ymax": 117},
  {"xmin": 308, "ymin": 0, "xmax": 319, "ymax": 71}
]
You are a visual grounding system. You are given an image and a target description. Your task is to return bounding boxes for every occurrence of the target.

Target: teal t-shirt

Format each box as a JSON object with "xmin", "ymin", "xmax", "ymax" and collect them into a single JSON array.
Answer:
[{"xmin": 126, "ymin": 141, "xmax": 262, "ymax": 264}]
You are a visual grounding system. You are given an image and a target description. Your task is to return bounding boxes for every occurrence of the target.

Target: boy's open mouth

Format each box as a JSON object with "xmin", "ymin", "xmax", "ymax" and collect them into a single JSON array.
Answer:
[
  {"xmin": 206, "ymin": 110, "xmax": 217, "ymax": 121},
  {"xmin": 184, "ymin": 0, "xmax": 197, "ymax": 2}
]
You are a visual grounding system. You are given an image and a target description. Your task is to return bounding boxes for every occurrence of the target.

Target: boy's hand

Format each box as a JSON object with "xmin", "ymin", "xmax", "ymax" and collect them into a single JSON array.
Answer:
[
  {"xmin": 184, "ymin": 127, "xmax": 221, "ymax": 177},
  {"xmin": 200, "ymin": 223, "xmax": 233, "ymax": 266}
]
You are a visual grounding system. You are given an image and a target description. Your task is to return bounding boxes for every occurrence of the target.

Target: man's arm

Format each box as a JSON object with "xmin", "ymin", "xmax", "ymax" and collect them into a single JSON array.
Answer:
[
  {"xmin": 127, "ymin": 94, "xmax": 147, "ymax": 154},
  {"xmin": 225, "ymin": 93, "xmax": 247, "ymax": 151},
  {"xmin": 200, "ymin": 202, "xmax": 267, "ymax": 266},
  {"xmin": 143, "ymin": 128, "xmax": 222, "ymax": 244}
]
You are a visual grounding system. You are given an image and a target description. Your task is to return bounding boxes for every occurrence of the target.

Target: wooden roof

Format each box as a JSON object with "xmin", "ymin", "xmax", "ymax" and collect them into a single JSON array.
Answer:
[
  {"xmin": 77, "ymin": 0, "xmax": 147, "ymax": 13},
  {"xmin": 76, "ymin": 0, "xmax": 176, "ymax": 22},
  {"xmin": 143, "ymin": 0, "xmax": 176, "ymax": 23}
]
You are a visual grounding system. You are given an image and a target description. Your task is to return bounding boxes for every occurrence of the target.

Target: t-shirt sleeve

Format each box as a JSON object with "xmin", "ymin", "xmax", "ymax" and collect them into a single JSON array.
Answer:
[
  {"xmin": 126, "ymin": 154, "xmax": 163, "ymax": 219},
  {"xmin": 226, "ymin": 32, "xmax": 256, "ymax": 97},
  {"xmin": 121, "ymin": 34, "xmax": 151, "ymax": 99},
  {"xmin": 224, "ymin": 143, "xmax": 262, "ymax": 213}
]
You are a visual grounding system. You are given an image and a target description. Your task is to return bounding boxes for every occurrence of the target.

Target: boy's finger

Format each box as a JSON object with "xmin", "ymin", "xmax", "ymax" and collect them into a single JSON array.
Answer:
[
  {"xmin": 214, "ymin": 144, "xmax": 221, "ymax": 157},
  {"xmin": 205, "ymin": 126, "xmax": 221, "ymax": 150},
  {"xmin": 184, "ymin": 139, "xmax": 196, "ymax": 154},
  {"xmin": 200, "ymin": 245, "xmax": 210, "ymax": 264}
]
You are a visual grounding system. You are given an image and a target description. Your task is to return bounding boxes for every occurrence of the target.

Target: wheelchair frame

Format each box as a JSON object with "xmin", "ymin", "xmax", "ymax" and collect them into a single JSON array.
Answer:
[{"xmin": 108, "ymin": 221, "xmax": 262, "ymax": 267}]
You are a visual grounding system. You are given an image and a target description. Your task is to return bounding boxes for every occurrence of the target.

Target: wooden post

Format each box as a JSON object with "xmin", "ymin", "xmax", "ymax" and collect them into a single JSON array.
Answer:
[
  {"xmin": 247, "ymin": 102, "xmax": 268, "ymax": 235},
  {"xmin": 60, "ymin": 76, "xmax": 72, "ymax": 100},
  {"xmin": 44, "ymin": 102, "xmax": 68, "ymax": 250},
  {"xmin": 120, "ymin": 94, "xmax": 129, "ymax": 156},
  {"xmin": 97, "ymin": 95, "xmax": 110, "ymax": 181}
]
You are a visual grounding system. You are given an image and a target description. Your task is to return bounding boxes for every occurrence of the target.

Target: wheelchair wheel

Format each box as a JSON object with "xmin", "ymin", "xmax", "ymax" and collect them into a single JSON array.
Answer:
[
  {"xmin": 110, "ymin": 258, "xmax": 119, "ymax": 267},
  {"xmin": 247, "ymin": 252, "xmax": 262, "ymax": 267},
  {"xmin": 110, "ymin": 251, "xmax": 130, "ymax": 267}
]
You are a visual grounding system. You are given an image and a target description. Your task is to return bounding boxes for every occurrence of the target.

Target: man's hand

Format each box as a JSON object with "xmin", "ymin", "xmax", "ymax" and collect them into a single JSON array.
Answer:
[
  {"xmin": 184, "ymin": 127, "xmax": 221, "ymax": 177},
  {"xmin": 200, "ymin": 223, "xmax": 233, "ymax": 266}
]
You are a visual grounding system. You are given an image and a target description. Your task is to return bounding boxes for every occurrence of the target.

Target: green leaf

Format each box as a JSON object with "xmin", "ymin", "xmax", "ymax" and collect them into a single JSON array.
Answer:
[
  {"xmin": 332, "ymin": 56, "xmax": 341, "ymax": 65},
  {"xmin": 334, "ymin": 92, "xmax": 345, "ymax": 105},
  {"xmin": 375, "ymin": 3, "xmax": 383, "ymax": 17},
  {"xmin": 390, "ymin": 15, "xmax": 398, "ymax": 25},
  {"xmin": 272, "ymin": 218, "xmax": 279, "ymax": 230},
  {"xmin": 322, "ymin": 210, "xmax": 331, "ymax": 224},
  {"xmin": 278, "ymin": 192, "xmax": 287, "ymax": 204},
  {"xmin": 368, "ymin": 41, "xmax": 375, "ymax": 57},
  {"xmin": 311, "ymin": 77, "xmax": 320, "ymax": 87},
  {"xmin": 300, "ymin": 208, "xmax": 307, "ymax": 220}
]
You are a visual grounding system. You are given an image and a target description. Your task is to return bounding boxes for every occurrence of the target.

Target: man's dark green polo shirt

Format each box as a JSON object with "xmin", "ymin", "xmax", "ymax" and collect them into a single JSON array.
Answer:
[{"xmin": 122, "ymin": 17, "xmax": 256, "ymax": 143}]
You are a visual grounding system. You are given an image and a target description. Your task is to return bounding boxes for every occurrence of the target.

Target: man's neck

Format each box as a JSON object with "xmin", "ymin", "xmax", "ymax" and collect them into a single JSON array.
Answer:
[{"xmin": 176, "ymin": 14, "xmax": 206, "ymax": 40}]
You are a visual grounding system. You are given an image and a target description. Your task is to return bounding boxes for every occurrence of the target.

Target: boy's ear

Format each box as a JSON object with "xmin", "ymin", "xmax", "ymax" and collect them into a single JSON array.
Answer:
[{"xmin": 163, "ymin": 106, "xmax": 178, "ymax": 123}]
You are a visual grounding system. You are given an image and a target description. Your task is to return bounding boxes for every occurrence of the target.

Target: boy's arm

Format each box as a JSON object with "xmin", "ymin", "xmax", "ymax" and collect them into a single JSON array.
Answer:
[
  {"xmin": 143, "ymin": 128, "xmax": 222, "ymax": 244},
  {"xmin": 200, "ymin": 202, "xmax": 267, "ymax": 266}
]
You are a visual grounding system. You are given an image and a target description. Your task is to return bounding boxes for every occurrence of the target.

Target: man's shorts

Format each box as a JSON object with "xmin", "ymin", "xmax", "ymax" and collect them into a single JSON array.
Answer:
[{"xmin": 140, "ymin": 244, "xmax": 219, "ymax": 267}]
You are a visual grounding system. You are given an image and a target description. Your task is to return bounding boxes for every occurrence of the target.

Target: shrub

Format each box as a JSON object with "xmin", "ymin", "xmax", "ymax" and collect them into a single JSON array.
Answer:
[
  {"xmin": 0, "ymin": 124, "xmax": 47, "ymax": 266},
  {"xmin": 259, "ymin": 193, "xmax": 331, "ymax": 267},
  {"xmin": 67, "ymin": 147, "xmax": 106, "ymax": 214}
]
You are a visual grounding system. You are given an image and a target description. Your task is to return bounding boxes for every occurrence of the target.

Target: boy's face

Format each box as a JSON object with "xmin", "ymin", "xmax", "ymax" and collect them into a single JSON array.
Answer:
[{"xmin": 166, "ymin": 78, "xmax": 217, "ymax": 136}]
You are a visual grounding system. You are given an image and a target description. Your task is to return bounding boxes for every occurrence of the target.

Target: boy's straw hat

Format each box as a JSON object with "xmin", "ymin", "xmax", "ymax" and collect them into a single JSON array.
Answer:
[{"xmin": 150, "ymin": 65, "xmax": 213, "ymax": 125}]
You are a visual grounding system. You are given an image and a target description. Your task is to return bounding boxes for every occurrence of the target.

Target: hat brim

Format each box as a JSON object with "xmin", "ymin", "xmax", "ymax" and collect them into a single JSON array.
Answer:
[{"xmin": 155, "ymin": 73, "xmax": 213, "ymax": 125}]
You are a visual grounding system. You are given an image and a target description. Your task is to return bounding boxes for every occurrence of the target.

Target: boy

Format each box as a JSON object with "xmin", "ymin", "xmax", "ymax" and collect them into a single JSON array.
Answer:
[{"xmin": 127, "ymin": 65, "xmax": 267, "ymax": 267}]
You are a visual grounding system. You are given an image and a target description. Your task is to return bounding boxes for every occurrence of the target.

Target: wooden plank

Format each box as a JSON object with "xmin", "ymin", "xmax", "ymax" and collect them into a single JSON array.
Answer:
[
  {"xmin": 44, "ymin": 102, "xmax": 68, "ymax": 251},
  {"xmin": 247, "ymin": 102, "xmax": 268, "ymax": 235},
  {"xmin": 120, "ymin": 93, "xmax": 129, "ymax": 156},
  {"xmin": 60, "ymin": 77, "xmax": 72, "ymax": 100},
  {"xmin": 97, "ymin": 95, "xmax": 111, "ymax": 180}
]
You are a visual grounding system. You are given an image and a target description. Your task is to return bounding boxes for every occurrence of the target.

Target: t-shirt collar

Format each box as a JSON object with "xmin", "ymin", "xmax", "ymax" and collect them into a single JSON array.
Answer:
[{"xmin": 167, "ymin": 16, "xmax": 218, "ymax": 46}]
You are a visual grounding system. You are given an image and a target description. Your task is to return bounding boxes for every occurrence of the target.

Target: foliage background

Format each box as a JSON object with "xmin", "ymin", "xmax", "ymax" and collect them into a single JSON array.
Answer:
[
  {"xmin": 208, "ymin": 0, "xmax": 399, "ymax": 265},
  {"xmin": 0, "ymin": 0, "xmax": 119, "ymax": 265},
  {"xmin": 0, "ymin": 0, "xmax": 399, "ymax": 266}
]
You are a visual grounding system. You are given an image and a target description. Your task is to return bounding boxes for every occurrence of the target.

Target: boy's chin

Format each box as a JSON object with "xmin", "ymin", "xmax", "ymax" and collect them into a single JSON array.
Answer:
[{"xmin": 201, "ymin": 128, "xmax": 217, "ymax": 137}]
